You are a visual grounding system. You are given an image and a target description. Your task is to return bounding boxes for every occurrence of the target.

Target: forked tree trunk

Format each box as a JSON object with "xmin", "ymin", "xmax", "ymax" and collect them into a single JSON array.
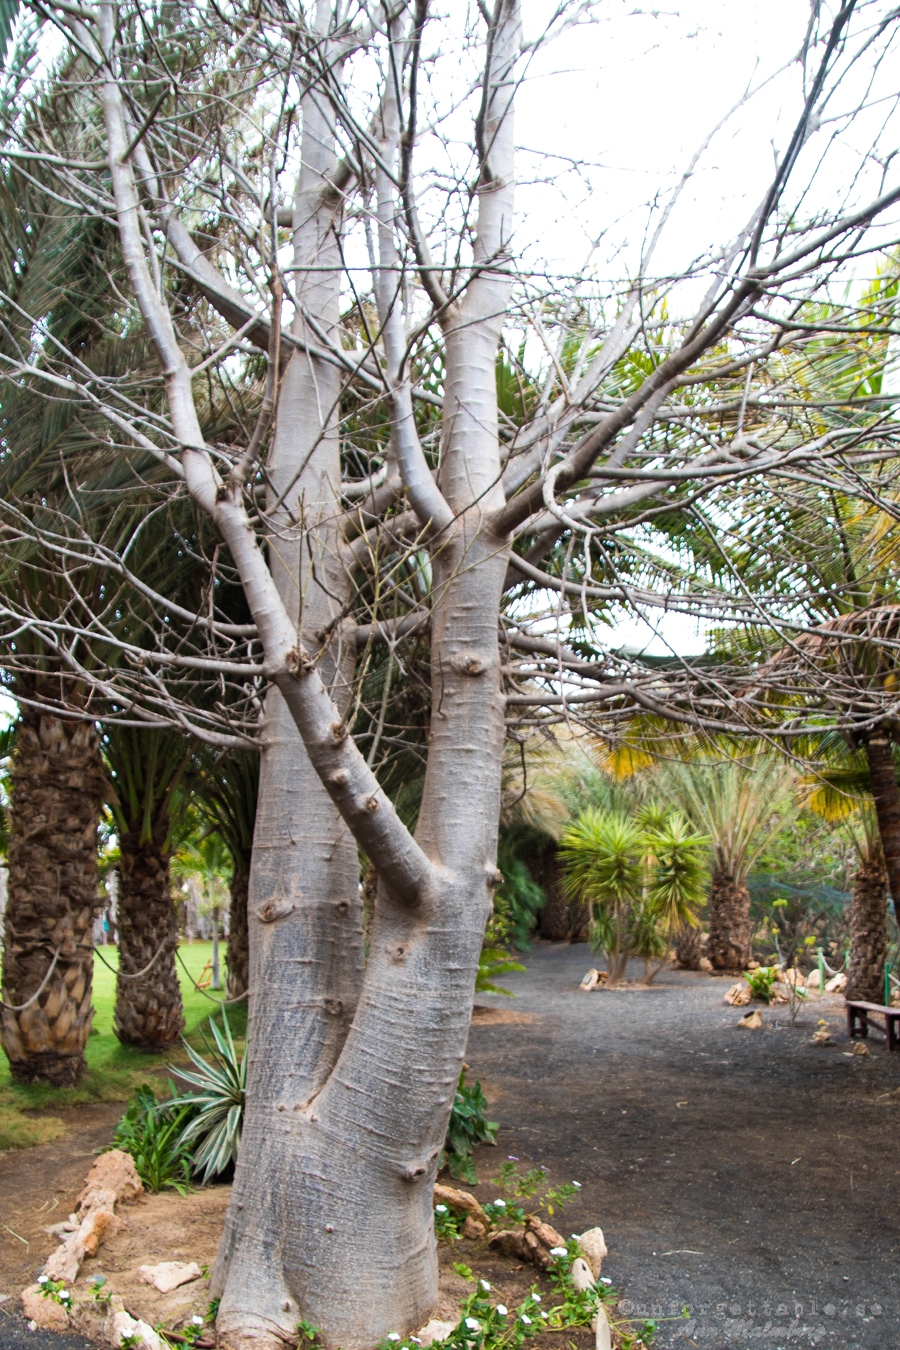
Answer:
[
  {"xmin": 846, "ymin": 849, "xmax": 888, "ymax": 1005},
  {"xmin": 0, "ymin": 713, "xmax": 104, "ymax": 1086},
  {"xmin": 707, "ymin": 865, "xmax": 752, "ymax": 970},
  {"xmin": 114, "ymin": 826, "xmax": 184, "ymax": 1049},
  {"xmin": 225, "ymin": 849, "xmax": 250, "ymax": 999},
  {"xmin": 865, "ymin": 729, "xmax": 900, "ymax": 920}
]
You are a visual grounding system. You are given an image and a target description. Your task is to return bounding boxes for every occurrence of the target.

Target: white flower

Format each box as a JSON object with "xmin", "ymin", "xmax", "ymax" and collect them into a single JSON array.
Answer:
[
  {"xmin": 28, "ymin": 1320, "xmax": 37, "ymax": 1332},
  {"xmin": 540, "ymin": 1311, "xmax": 548, "ymax": 1320},
  {"xmin": 464, "ymin": 1317, "xmax": 480, "ymax": 1331},
  {"xmin": 387, "ymin": 1335, "xmax": 401, "ymax": 1343},
  {"xmin": 479, "ymin": 1280, "xmax": 491, "ymax": 1292},
  {"xmin": 520, "ymin": 1314, "xmax": 532, "ymax": 1325},
  {"xmin": 434, "ymin": 1204, "xmax": 448, "ymax": 1213},
  {"xmin": 531, "ymin": 1293, "xmax": 541, "ymax": 1303},
  {"xmin": 192, "ymin": 1315, "xmax": 205, "ymax": 1325},
  {"xmin": 600, "ymin": 1277, "xmax": 612, "ymax": 1285},
  {"xmin": 549, "ymin": 1246, "xmax": 566, "ymax": 1257},
  {"xmin": 496, "ymin": 1305, "xmax": 508, "ymax": 1317},
  {"xmin": 492, "ymin": 1198, "xmax": 506, "ymax": 1207},
  {"xmin": 410, "ymin": 1339, "xmax": 422, "ymax": 1345},
  {"xmin": 37, "ymin": 1277, "xmax": 49, "ymax": 1285},
  {"xmin": 58, "ymin": 1291, "xmax": 70, "ymax": 1301},
  {"xmin": 572, "ymin": 1181, "xmax": 581, "ymax": 1189}
]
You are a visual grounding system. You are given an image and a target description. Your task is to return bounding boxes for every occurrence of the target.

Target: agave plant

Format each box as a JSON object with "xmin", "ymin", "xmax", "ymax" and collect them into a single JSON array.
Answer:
[{"xmin": 168, "ymin": 1008, "xmax": 246, "ymax": 1183}]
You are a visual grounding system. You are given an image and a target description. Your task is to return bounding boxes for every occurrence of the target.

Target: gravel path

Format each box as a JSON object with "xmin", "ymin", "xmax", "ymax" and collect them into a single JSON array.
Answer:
[{"xmin": 465, "ymin": 940, "xmax": 900, "ymax": 1350}]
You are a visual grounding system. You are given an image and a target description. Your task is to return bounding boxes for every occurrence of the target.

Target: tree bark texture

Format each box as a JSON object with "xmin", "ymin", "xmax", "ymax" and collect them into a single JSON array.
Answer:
[
  {"xmin": 0, "ymin": 712, "xmax": 104, "ymax": 1086},
  {"xmin": 846, "ymin": 849, "xmax": 888, "ymax": 1004},
  {"xmin": 225, "ymin": 850, "xmax": 250, "ymax": 999},
  {"xmin": 865, "ymin": 731, "xmax": 900, "ymax": 920},
  {"xmin": 212, "ymin": 67, "xmax": 365, "ymax": 1345},
  {"xmin": 707, "ymin": 866, "xmax": 752, "ymax": 970},
  {"xmin": 531, "ymin": 844, "xmax": 590, "ymax": 941},
  {"xmin": 114, "ymin": 828, "xmax": 183, "ymax": 1049}
]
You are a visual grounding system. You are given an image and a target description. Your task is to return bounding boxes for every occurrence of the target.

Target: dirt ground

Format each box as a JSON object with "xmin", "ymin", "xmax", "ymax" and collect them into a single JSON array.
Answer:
[
  {"xmin": 463, "ymin": 941, "xmax": 900, "ymax": 1349},
  {"xmin": 3, "ymin": 941, "xmax": 899, "ymax": 1350}
]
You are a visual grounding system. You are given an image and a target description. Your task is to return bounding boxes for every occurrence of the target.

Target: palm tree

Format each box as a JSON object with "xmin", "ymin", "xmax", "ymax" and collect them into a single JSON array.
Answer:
[
  {"xmin": 1, "ymin": 710, "xmax": 105, "ymax": 1084},
  {"xmin": 190, "ymin": 750, "xmax": 258, "ymax": 998},
  {"xmin": 172, "ymin": 827, "xmax": 233, "ymax": 991},
  {"xmin": 845, "ymin": 809, "xmax": 889, "ymax": 1004},
  {"xmin": 661, "ymin": 756, "xmax": 796, "ymax": 971},
  {"xmin": 103, "ymin": 726, "xmax": 192, "ymax": 1049}
]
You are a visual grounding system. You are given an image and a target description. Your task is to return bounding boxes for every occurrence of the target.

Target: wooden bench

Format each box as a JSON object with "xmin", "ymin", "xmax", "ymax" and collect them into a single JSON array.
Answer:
[{"xmin": 846, "ymin": 1000, "xmax": 900, "ymax": 1051}]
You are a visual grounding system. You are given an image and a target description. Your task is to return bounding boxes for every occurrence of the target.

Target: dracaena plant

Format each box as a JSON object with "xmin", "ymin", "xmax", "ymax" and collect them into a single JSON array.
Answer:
[{"xmin": 169, "ymin": 1008, "xmax": 246, "ymax": 1184}]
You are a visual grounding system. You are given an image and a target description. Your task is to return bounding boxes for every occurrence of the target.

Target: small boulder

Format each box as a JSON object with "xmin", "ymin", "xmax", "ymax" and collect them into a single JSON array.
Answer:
[
  {"xmin": 111, "ymin": 1309, "xmax": 162, "ymax": 1349},
  {"xmin": 20, "ymin": 1285, "xmax": 68, "ymax": 1333},
  {"xmin": 571, "ymin": 1257, "xmax": 594, "ymax": 1293},
  {"xmin": 461, "ymin": 1216, "xmax": 486, "ymax": 1240},
  {"xmin": 416, "ymin": 1320, "xmax": 458, "ymax": 1347},
  {"xmin": 488, "ymin": 1229, "xmax": 530, "ymax": 1262},
  {"xmin": 724, "ymin": 982, "xmax": 751, "ymax": 1007},
  {"xmin": 811, "ymin": 1028, "xmax": 833, "ymax": 1045},
  {"xmin": 576, "ymin": 1226, "xmax": 608, "ymax": 1279},
  {"xmin": 851, "ymin": 1041, "xmax": 871, "ymax": 1057},
  {"xmin": 737, "ymin": 1010, "xmax": 763, "ymax": 1030},
  {"xmin": 579, "ymin": 969, "xmax": 600, "ymax": 992},
  {"xmin": 594, "ymin": 1303, "xmax": 612, "ymax": 1350},
  {"xmin": 698, "ymin": 957, "xmax": 714, "ymax": 973},
  {"xmin": 805, "ymin": 969, "xmax": 823, "ymax": 992},
  {"xmin": 825, "ymin": 972, "xmax": 847, "ymax": 994},
  {"xmin": 76, "ymin": 1150, "xmax": 142, "ymax": 1210},
  {"xmin": 433, "ymin": 1183, "xmax": 488, "ymax": 1226},
  {"xmin": 138, "ymin": 1261, "xmax": 203, "ymax": 1294}
]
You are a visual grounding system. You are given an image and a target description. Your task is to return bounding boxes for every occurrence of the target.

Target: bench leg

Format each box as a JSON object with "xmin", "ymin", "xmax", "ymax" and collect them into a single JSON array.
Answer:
[{"xmin": 889, "ymin": 1016, "xmax": 899, "ymax": 1053}]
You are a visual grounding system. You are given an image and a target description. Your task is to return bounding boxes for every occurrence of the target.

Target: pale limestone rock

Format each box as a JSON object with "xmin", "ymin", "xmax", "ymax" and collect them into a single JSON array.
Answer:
[
  {"xmin": 576, "ymin": 1226, "xmax": 608, "ymax": 1279},
  {"xmin": 851, "ymin": 1041, "xmax": 871, "ymax": 1057},
  {"xmin": 112, "ymin": 1309, "xmax": 162, "ymax": 1349},
  {"xmin": 138, "ymin": 1261, "xmax": 203, "ymax": 1294},
  {"xmin": 571, "ymin": 1257, "xmax": 594, "ymax": 1293},
  {"xmin": 737, "ymin": 1010, "xmax": 763, "ymax": 1029},
  {"xmin": 826, "ymin": 972, "xmax": 847, "ymax": 993},
  {"xmin": 811, "ymin": 1027, "xmax": 833, "ymax": 1045},
  {"xmin": 698, "ymin": 957, "xmax": 713, "ymax": 973},
  {"xmin": 44, "ymin": 1206, "xmax": 116, "ymax": 1281},
  {"xmin": 461, "ymin": 1216, "xmax": 487, "ymax": 1240},
  {"xmin": 76, "ymin": 1150, "xmax": 142, "ymax": 1209},
  {"xmin": 432, "ymin": 1183, "xmax": 488, "ymax": 1225},
  {"xmin": 805, "ymin": 969, "xmax": 823, "ymax": 992},
  {"xmin": 20, "ymin": 1284, "xmax": 69, "ymax": 1332},
  {"xmin": 579, "ymin": 969, "xmax": 600, "ymax": 992},
  {"xmin": 724, "ymin": 982, "xmax": 751, "ymax": 1007},
  {"xmin": 594, "ymin": 1303, "xmax": 612, "ymax": 1350},
  {"xmin": 416, "ymin": 1319, "xmax": 458, "ymax": 1346}
]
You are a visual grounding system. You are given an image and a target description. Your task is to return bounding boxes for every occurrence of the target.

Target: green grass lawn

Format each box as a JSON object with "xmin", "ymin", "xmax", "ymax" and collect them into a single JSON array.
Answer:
[{"xmin": 0, "ymin": 941, "xmax": 246, "ymax": 1152}]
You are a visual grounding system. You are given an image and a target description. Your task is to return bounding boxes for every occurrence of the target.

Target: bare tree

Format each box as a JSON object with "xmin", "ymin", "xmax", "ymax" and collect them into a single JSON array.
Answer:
[{"xmin": 3, "ymin": 1, "xmax": 900, "ymax": 1344}]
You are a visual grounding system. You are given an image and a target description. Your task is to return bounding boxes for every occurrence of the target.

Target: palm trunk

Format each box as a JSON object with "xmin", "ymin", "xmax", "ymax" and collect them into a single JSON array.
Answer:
[
  {"xmin": 114, "ymin": 826, "xmax": 183, "ymax": 1049},
  {"xmin": 1, "ymin": 712, "xmax": 104, "ymax": 1086},
  {"xmin": 865, "ymin": 730, "xmax": 900, "ymax": 919},
  {"xmin": 707, "ymin": 865, "xmax": 752, "ymax": 971},
  {"xmin": 846, "ymin": 849, "xmax": 888, "ymax": 1004},
  {"xmin": 675, "ymin": 924, "xmax": 703, "ymax": 969},
  {"xmin": 225, "ymin": 850, "xmax": 250, "ymax": 999}
]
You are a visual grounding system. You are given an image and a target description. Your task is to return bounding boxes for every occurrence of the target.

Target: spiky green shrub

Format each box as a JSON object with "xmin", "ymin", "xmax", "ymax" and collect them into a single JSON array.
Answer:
[
  {"xmin": 108, "ymin": 1084, "xmax": 194, "ymax": 1194},
  {"xmin": 169, "ymin": 1008, "xmax": 246, "ymax": 1183}
]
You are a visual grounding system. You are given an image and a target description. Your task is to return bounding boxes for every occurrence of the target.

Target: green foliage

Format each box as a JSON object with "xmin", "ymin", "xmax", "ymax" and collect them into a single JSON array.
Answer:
[
  {"xmin": 440, "ymin": 1070, "xmax": 498, "ymax": 1185},
  {"xmin": 296, "ymin": 1320, "xmax": 322, "ymax": 1350},
  {"xmin": 434, "ymin": 1203, "xmax": 463, "ymax": 1242},
  {"xmin": 108, "ymin": 1084, "xmax": 193, "ymax": 1195},
  {"xmin": 168, "ymin": 1006, "xmax": 246, "ymax": 1183},
  {"xmin": 744, "ymin": 966, "xmax": 779, "ymax": 1002},
  {"xmin": 475, "ymin": 945, "xmax": 526, "ymax": 997},
  {"xmin": 36, "ymin": 1276, "xmax": 73, "ymax": 1310},
  {"xmin": 489, "ymin": 1160, "xmax": 582, "ymax": 1218}
]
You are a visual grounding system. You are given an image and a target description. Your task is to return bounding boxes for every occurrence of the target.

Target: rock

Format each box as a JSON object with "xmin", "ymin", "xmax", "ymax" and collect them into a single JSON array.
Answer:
[
  {"xmin": 825, "ymin": 972, "xmax": 847, "ymax": 993},
  {"xmin": 44, "ymin": 1207, "xmax": 116, "ymax": 1281},
  {"xmin": 571, "ymin": 1257, "xmax": 594, "ymax": 1293},
  {"xmin": 461, "ymin": 1216, "xmax": 486, "ymax": 1240},
  {"xmin": 138, "ymin": 1261, "xmax": 203, "ymax": 1294},
  {"xmin": 805, "ymin": 969, "xmax": 823, "ymax": 992},
  {"xmin": 724, "ymin": 982, "xmax": 751, "ymax": 1007},
  {"xmin": 526, "ymin": 1213, "xmax": 565, "ymax": 1249},
  {"xmin": 488, "ymin": 1229, "xmax": 530, "ymax": 1262},
  {"xmin": 432, "ymin": 1183, "xmax": 488, "ymax": 1226},
  {"xmin": 579, "ymin": 969, "xmax": 600, "ymax": 992},
  {"xmin": 747, "ymin": 960, "xmax": 760, "ymax": 970},
  {"xmin": 576, "ymin": 1226, "xmax": 608, "ymax": 1278},
  {"xmin": 111, "ymin": 1309, "xmax": 162, "ymax": 1349},
  {"xmin": 43, "ymin": 1220, "xmax": 78, "ymax": 1240},
  {"xmin": 698, "ymin": 957, "xmax": 713, "ymax": 973},
  {"xmin": 851, "ymin": 1041, "xmax": 871, "ymax": 1057},
  {"xmin": 811, "ymin": 1028, "xmax": 832, "ymax": 1045},
  {"xmin": 76, "ymin": 1150, "xmax": 143, "ymax": 1210},
  {"xmin": 780, "ymin": 968, "xmax": 802, "ymax": 986},
  {"xmin": 594, "ymin": 1303, "xmax": 612, "ymax": 1350},
  {"xmin": 737, "ymin": 1010, "xmax": 762, "ymax": 1029},
  {"xmin": 416, "ymin": 1320, "xmax": 458, "ymax": 1347},
  {"xmin": 20, "ymin": 1285, "xmax": 69, "ymax": 1333},
  {"xmin": 43, "ymin": 1239, "xmax": 83, "ymax": 1284}
]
